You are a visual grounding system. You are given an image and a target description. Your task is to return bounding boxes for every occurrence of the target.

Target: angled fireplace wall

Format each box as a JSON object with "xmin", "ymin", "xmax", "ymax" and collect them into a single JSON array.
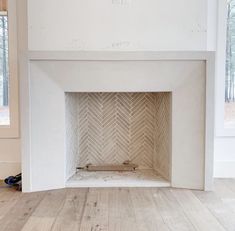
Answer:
[
  {"xmin": 25, "ymin": 54, "xmax": 213, "ymax": 192},
  {"xmin": 65, "ymin": 92, "xmax": 171, "ymax": 181}
]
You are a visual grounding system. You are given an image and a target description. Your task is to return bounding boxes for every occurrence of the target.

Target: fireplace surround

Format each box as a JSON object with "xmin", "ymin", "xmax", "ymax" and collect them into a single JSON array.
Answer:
[{"xmin": 20, "ymin": 51, "xmax": 215, "ymax": 192}]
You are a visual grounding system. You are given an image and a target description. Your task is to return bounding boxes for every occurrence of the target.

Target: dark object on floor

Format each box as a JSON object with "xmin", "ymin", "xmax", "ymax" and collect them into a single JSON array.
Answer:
[
  {"xmin": 77, "ymin": 160, "xmax": 138, "ymax": 172},
  {"xmin": 4, "ymin": 173, "xmax": 22, "ymax": 191}
]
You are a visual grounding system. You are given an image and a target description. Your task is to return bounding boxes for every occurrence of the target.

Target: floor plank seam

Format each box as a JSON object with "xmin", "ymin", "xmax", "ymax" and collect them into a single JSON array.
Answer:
[
  {"xmin": 150, "ymin": 189, "xmax": 171, "ymax": 231},
  {"xmin": 171, "ymin": 189, "xmax": 226, "ymax": 231},
  {"xmin": 49, "ymin": 189, "xmax": 68, "ymax": 231},
  {"xmin": 78, "ymin": 188, "xmax": 89, "ymax": 231},
  {"xmin": 167, "ymin": 189, "xmax": 202, "ymax": 231}
]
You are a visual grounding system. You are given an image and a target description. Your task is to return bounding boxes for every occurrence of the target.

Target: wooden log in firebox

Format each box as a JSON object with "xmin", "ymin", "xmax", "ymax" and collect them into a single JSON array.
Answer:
[{"xmin": 77, "ymin": 161, "xmax": 138, "ymax": 172}]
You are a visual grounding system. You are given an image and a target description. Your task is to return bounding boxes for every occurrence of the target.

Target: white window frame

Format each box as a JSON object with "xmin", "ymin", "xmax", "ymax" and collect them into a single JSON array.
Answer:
[
  {"xmin": 216, "ymin": 0, "xmax": 235, "ymax": 136},
  {"xmin": 0, "ymin": 0, "xmax": 19, "ymax": 138}
]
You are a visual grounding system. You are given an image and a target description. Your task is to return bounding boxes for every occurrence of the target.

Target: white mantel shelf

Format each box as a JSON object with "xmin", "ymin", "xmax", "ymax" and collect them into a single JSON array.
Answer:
[{"xmin": 28, "ymin": 51, "xmax": 215, "ymax": 61}]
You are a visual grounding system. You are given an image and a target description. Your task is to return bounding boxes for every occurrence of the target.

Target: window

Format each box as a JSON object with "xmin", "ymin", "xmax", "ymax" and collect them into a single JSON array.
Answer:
[
  {"xmin": 0, "ymin": 0, "xmax": 9, "ymax": 125},
  {"xmin": 0, "ymin": 0, "xmax": 19, "ymax": 138},
  {"xmin": 225, "ymin": 0, "xmax": 235, "ymax": 127}
]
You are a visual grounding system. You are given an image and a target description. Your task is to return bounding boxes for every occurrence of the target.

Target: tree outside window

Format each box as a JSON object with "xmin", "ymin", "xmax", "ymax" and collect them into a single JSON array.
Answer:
[
  {"xmin": 225, "ymin": 0, "xmax": 235, "ymax": 127},
  {"xmin": 0, "ymin": 0, "xmax": 9, "ymax": 125}
]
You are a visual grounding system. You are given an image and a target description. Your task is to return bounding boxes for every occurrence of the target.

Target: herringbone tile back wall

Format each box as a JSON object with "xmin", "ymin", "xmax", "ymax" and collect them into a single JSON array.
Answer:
[{"xmin": 65, "ymin": 92, "xmax": 171, "ymax": 180}]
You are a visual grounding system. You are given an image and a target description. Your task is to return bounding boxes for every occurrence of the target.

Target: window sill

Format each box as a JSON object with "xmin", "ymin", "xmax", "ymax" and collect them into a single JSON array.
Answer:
[{"xmin": 216, "ymin": 127, "xmax": 235, "ymax": 137}]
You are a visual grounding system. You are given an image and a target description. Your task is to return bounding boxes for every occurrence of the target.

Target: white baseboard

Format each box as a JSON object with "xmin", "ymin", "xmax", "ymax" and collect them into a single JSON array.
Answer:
[
  {"xmin": 214, "ymin": 161, "xmax": 235, "ymax": 178},
  {"xmin": 0, "ymin": 161, "xmax": 21, "ymax": 179}
]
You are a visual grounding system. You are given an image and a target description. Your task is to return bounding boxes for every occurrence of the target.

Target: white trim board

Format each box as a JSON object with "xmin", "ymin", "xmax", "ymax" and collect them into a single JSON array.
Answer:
[
  {"xmin": 28, "ymin": 51, "xmax": 214, "ymax": 61},
  {"xmin": 214, "ymin": 161, "xmax": 235, "ymax": 178}
]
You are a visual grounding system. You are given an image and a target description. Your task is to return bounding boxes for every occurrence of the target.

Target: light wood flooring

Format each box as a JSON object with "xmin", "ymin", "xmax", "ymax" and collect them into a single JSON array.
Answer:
[{"xmin": 1, "ymin": 179, "xmax": 235, "ymax": 230}]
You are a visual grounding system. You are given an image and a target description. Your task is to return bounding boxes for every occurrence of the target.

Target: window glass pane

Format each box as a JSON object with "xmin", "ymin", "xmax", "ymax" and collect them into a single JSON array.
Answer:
[
  {"xmin": 225, "ymin": 0, "xmax": 235, "ymax": 127},
  {"xmin": 0, "ymin": 1, "xmax": 9, "ymax": 125}
]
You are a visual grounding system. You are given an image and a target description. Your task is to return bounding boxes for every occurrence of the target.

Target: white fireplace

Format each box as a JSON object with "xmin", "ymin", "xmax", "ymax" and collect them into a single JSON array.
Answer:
[{"xmin": 20, "ymin": 51, "xmax": 215, "ymax": 192}]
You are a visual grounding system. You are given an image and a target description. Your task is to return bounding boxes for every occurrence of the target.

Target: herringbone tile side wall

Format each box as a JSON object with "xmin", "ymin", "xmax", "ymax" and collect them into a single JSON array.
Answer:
[
  {"xmin": 78, "ymin": 93, "xmax": 104, "ymax": 166},
  {"xmin": 129, "ymin": 93, "xmax": 155, "ymax": 168},
  {"xmin": 153, "ymin": 93, "xmax": 171, "ymax": 180},
  {"xmin": 74, "ymin": 93, "xmax": 170, "ymax": 172},
  {"xmin": 65, "ymin": 93, "xmax": 79, "ymax": 178}
]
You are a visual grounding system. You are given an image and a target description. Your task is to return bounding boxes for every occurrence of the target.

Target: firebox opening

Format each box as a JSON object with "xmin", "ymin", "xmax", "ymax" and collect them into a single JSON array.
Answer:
[{"xmin": 65, "ymin": 92, "xmax": 171, "ymax": 187}]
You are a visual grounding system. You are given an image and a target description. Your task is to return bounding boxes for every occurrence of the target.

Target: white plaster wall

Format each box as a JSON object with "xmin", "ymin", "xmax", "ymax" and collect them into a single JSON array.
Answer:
[
  {"xmin": 28, "ymin": 0, "xmax": 207, "ymax": 51},
  {"xmin": 0, "ymin": 139, "xmax": 21, "ymax": 178}
]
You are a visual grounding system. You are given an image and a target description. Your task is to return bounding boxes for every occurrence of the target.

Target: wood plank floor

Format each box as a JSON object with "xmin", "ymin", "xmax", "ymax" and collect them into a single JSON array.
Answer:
[{"xmin": 0, "ymin": 179, "xmax": 235, "ymax": 231}]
